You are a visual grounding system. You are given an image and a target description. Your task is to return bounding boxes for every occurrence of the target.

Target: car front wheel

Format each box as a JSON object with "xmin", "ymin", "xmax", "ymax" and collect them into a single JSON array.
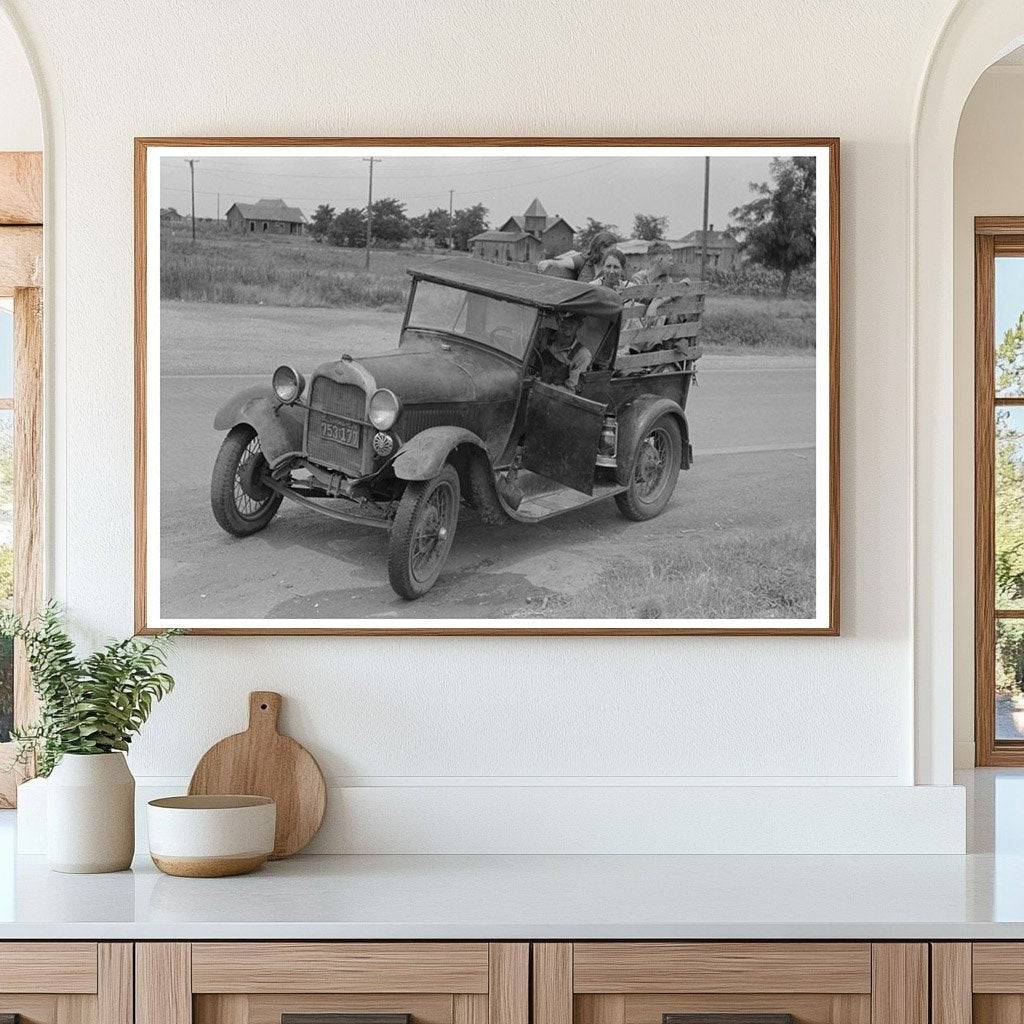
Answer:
[
  {"xmin": 614, "ymin": 415, "xmax": 683, "ymax": 521},
  {"xmin": 210, "ymin": 424, "xmax": 283, "ymax": 537},
  {"xmin": 387, "ymin": 464, "xmax": 460, "ymax": 599}
]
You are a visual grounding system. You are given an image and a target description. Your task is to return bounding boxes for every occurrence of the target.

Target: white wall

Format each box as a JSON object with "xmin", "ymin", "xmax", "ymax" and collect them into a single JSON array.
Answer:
[
  {"xmin": 0, "ymin": 0, "xmax": 973, "ymax": 851},
  {"xmin": 952, "ymin": 65, "xmax": 1024, "ymax": 767},
  {"xmin": 0, "ymin": 8, "xmax": 40, "ymax": 151}
]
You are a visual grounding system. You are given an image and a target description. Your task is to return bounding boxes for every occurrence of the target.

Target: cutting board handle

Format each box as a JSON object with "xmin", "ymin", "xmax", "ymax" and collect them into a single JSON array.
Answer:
[{"xmin": 248, "ymin": 691, "xmax": 282, "ymax": 734}]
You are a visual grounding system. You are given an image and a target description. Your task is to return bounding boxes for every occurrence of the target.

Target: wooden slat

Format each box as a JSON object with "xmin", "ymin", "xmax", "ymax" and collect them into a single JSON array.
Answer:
[
  {"xmin": 619, "ymin": 322, "xmax": 701, "ymax": 349},
  {"xmin": 192, "ymin": 942, "xmax": 489, "ymax": 994},
  {"xmin": 55, "ymin": 994, "xmax": 94, "ymax": 1024},
  {"xmin": 489, "ymin": 943, "xmax": 528, "ymax": 1024},
  {"xmin": 454, "ymin": 994, "xmax": 487, "ymax": 1024},
  {"xmin": 974, "ymin": 995, "xmax": 1024, "ymax": 1024},
  {"xmin": 931, "ymin": 945, "xmax": 971, "ymax": 1024},
  {"xmin": 870, "ymin": 945, "xmax": 927, "ymax": 1024},
  {"xmin": 194, "ymin": 995, "xmax": 249, "ymax": 1024},
  {"xmin": 0, "ymin": 943, "xmax": 97, "ymax": 993},
  {"xmin": 619, "ymin": 283, "xmax": 706, "ymax": 301},
  {"xmin": 136, "ymin": 943, "xmax": 191, "ymax": 1024},
  {"xmin": 623, "ymin": 994, "xmax": 837, "ymax": 1024},
  {"xmin": 534, "ymin": 944, "xmax": 572, "ymax": 1024},
  {"xmin": 576, "ymin": 996, "xmax": 625, "ymax": 1024},
  {"xmin": 615, "ymin": 346, "xmax": 702, "ymax": 370},
  {"xmin": 0, "ymin": 226, "xmax": 42, "ymax": 290},
  {"xmin": 831, "ymin": 996, "xmax": 872, "ymax": 1024},
  {"xmin": 972, "ymin": 943, "xmax": 1024, "ymax": 992},
  {"xmin": 0, "ymin": 153, "xmax": 42, "ymax": 224},
  {"xmin": 573, "ymin": 943, "xmax": 872, "ymax": 994},
  {"xmin": 623, "ymin": 299, "xmax": 704, "ymax": 321},
  {"xmin": 98, "ymin": 945, "xmax": 133, "ymax": 1024}
]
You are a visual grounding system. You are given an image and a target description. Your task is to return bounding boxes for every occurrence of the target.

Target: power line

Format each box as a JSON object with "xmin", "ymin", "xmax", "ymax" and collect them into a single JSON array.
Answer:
[{"xmin": 363, "ymin": 156, "xmax": 378, "ymax": 271}]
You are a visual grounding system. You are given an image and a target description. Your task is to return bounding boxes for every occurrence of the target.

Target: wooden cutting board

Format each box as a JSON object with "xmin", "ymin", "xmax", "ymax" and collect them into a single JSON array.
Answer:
[{"xmin": 188, "ymin": 691, "xmax": 326, "ymax": 859}]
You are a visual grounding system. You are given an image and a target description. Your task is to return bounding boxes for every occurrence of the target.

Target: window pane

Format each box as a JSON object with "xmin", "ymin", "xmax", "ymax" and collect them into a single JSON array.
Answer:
[
  {"xmin": 998, "ymin": 619, "xmax": 1024, "ymax": 740},
  {"xmin": 996, "ymin": 256, "xmax": 1024, "ymax": 396},
  {"xmin": 997, "ymin": 407, "xmax": 1024, "ymax": 609},
  {"xmin": 0, "ymin": 403, "xmax": 11, "ymax": 742}
]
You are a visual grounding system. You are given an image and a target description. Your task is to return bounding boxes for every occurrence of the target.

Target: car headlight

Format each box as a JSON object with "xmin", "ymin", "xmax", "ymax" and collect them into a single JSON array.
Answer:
[
  {"xmin": 272, "ymin": 365, "xmax": 305, "ymax": 403},
  {"xmin": 368, "ymin": 388, "xmax": 401, "ymax": 430}
]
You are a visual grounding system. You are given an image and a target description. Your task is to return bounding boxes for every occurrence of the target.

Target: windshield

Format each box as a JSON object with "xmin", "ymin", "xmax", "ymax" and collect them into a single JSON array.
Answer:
[{"xmin": 406, "ymin": 280, "xmax": 537, "ymax": 360}]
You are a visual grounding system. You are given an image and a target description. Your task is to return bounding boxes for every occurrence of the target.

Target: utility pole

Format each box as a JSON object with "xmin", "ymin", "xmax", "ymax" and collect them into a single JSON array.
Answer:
[
  {"xmin": 448, "ymin": 189, "xmax": 455, "ymax": 250},
  {"xmin": 699, "ymin": 155, "xmax": 710, "ymax": 284},
  {"xmin": 363, "ymin": 156, "xmax": 378, "ymax": 270},
  {"xmin": 186, "ymin": 158, "xmax": 198, "ymax": 241},
  {"xmin": 216, "ymin": 192, "xmax": 220, "ymax": 222}
]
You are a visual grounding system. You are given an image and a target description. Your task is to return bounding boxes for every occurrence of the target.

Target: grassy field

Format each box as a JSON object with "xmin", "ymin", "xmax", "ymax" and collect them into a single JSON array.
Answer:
[
  {"xmin": 160, "ymin": 223, "xmax": 815, "ymax": 349},
  {"xmin": 534, "ymin": 526, "xmax": 816, "ymax": 620}
]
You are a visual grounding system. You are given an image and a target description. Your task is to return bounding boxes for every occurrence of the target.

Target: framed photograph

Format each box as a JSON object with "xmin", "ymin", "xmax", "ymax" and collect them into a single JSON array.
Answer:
[{"xmin": 135, "ymin": 137, "xmax": 839, "ymax": 636}]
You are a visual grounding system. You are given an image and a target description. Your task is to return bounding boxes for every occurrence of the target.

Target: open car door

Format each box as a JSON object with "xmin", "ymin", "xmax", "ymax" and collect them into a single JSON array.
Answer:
[{"xmin": 521, "ymin": 380, "xmax": 606, "ymax": 495}]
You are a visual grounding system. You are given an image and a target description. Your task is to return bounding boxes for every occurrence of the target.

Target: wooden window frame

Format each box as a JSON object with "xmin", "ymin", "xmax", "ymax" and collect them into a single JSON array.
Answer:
[{"xmin": 0, "ymin": 151, "xmax": 43, "ymax": 806}]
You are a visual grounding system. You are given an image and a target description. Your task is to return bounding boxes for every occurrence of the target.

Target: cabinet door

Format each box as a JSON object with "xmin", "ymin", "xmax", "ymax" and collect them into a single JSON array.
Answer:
[
  {"xmin": 533, "ymin": 944, "xmax": 927, "ymax": 1024},
  {"xmin": 137, "ymin": 943, "xmax": 528, "ymax": 1024},
  {"xmin": 936, "ymin": 943, "xmax": 1024, "ymax": 1024},
  {"xmin": 0, "ymin": 942, "xmax": 132, "ymax": 1024}
]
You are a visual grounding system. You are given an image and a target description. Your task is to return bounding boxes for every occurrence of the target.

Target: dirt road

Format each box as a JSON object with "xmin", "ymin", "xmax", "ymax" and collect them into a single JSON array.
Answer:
[{"xmin": 157, "ymin": 301, "xmax": 816, "ymax": 621}]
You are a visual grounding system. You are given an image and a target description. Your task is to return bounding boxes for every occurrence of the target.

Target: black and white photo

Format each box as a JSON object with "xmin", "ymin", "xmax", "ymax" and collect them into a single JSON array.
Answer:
[{"xmin": 136, "ymin": 140, "xmax": 838, "ymax": 634}]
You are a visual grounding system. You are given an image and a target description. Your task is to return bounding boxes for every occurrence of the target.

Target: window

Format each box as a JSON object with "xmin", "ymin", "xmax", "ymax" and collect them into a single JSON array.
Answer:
[{"xmin": 976, "ymin": 220, "xmax": 1024, "ymax": 764}]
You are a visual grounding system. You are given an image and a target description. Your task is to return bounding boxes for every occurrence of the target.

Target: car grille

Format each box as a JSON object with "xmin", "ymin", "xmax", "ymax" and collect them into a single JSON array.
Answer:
[{"xmin": 305, "ymin": 376, "xmax": 367, "ymax": 475}]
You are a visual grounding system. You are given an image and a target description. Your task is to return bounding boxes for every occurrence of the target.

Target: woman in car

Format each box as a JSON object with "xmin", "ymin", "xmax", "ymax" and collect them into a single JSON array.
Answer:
[{"xmin": 537, "ymin": 230, "xmax": 618, "ymax": 282}]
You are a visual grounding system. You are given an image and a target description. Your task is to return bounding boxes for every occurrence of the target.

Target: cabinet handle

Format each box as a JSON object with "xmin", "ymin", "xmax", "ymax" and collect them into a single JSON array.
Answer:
[
  {"xmin": 283, "ymin": 1016, "xmax": 411, "ymax": 1024},
  {"xmin": 664, "ymin": 1016, "xmax": 796, "ymax": 1024}
]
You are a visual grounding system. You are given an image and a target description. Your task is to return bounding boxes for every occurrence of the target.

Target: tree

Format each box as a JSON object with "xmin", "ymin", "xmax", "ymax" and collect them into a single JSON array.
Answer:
[
  {"xmin": 730, "ymin": 156, "xmax": 816, "ymax": 297},
  {"xmin": 452, "ymin": 203, "xmax": 488, "ymax": 250},
  {"xmin": 370, "ymin": 197, "xmax": 410, "ymax": 246},
  {"xmin": 409, "ymin": 207, "xmax": 450, "ymax": 246},
  {"xmin": 996, "ymin": 312, "xmax": 1024, "ymax": 617},
  {"xmin": 328, "ymin": 207, "xmax": 367, "ymax": 248},
  {"xmin": 632, "ymin": 213, "xmax": 668, "ymax": 241},
  {"xmin": 309, "ymin": 204, "xmax": 335, "ymax": 243},
  {"xmin": 576, "ymin": 218, "xmax": 620, "ymax": 251}
]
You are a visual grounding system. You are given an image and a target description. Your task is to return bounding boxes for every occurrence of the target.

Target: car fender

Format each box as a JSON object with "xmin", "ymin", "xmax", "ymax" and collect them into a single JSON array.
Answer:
[
  {"xmin": 391, "ymin": 426, "xmax": 490, "ymax": 482},
  {"xmin": 615, "ymin": 395, "xmax": 690, "ymax": 486},
  {"xmin": 213, "ymin": 387, "xmax": 303, "ymax": 467}
]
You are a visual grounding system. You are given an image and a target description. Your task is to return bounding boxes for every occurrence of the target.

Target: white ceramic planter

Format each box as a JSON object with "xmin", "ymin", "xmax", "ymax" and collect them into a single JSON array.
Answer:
[{"xmin": 46, "ymin": 752, "xmax": 135, "ymax": 873}]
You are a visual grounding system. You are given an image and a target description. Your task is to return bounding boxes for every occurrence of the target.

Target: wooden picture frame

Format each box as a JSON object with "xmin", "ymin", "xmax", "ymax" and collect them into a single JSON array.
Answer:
[{"xmin": 135, "ymin": 137, "xmax": 840, "ymax": 636}]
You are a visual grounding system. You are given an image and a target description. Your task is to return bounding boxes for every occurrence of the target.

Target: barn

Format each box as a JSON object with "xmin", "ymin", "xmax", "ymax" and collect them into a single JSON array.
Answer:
[
  {"xmin": 469, "ymin": 229, "xmax": 542, "ymax": 264},
  {"xmin": 225, "ymin": 198, "xmax": 308, "ymax": 236}
]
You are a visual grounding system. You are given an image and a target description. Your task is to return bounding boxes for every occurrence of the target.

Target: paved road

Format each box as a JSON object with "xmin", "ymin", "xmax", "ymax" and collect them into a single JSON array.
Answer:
[{"xmin": 156, "ymin": 302, "xmax": 816, "ymax": 621}]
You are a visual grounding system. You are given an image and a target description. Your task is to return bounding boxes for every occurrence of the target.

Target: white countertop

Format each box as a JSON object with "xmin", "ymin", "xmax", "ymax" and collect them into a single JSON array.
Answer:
[{"xmin": 1, "ymin": 849, "xmax": 1023, "ymax": 940}]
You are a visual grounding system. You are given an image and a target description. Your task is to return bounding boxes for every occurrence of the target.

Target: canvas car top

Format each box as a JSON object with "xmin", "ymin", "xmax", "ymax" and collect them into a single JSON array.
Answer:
[{"xmin": 407, "ymin": 255, "xmax": 623, "ymax": 319}]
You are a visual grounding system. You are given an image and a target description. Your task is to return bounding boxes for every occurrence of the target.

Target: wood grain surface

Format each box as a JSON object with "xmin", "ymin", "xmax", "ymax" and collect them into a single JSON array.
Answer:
[{"xmin": 188, "ymin": 691, "xmax": 326, "ymax": 858}]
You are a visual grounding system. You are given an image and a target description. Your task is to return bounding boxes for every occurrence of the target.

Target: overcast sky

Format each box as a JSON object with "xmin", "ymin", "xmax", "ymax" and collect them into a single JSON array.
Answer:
[{"xmin": 159, "ymin": 153, "xmax": 786, "ymax": 238}]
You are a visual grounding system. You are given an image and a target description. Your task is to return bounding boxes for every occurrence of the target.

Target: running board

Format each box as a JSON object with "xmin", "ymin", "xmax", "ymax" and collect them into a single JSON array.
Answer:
[{"xmin": 504, "ymin": 478, "xmax": 626, "ymax": 524}]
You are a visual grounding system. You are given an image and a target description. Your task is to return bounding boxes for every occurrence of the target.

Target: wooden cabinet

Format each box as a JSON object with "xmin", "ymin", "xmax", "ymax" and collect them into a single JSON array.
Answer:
[
  {"xmin": 532, "ymin": 943, "xmax": 928, "ymax": 1024},
  {"xmin": 0, "ymin": 942, "xmax": 132, "ymax": 1024},
  {"xmin": 136, "ymin": 943, "xmax": 528, "ymax": 1024}
]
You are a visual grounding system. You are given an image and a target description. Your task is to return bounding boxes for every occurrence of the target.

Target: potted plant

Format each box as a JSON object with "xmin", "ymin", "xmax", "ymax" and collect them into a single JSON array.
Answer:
[{"xmin": 2, "ymin": 604, "xmax": 177, "ymax": 873}]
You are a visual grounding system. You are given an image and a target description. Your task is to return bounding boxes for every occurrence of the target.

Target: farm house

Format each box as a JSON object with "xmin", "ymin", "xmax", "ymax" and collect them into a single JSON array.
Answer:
[{"xmin": 225, "ymin": 197, "xmax": 308, "ymax": 235}]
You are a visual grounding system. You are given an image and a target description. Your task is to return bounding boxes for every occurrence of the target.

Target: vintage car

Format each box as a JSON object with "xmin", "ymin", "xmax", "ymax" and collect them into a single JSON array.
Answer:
[{"xmin": 210, "ymin": 257, "xmax": 703, "ymax": 599}]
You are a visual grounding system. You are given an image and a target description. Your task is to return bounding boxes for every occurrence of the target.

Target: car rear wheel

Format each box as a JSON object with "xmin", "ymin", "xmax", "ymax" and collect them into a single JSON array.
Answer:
[
  {"xmin": 387, "ymin": 464, "xmax": 460, "ymax": 599},
  {"xmin": 211, "ymin": 424, "xmax": 283, "ymax": 537},
  {"xmin": 614, "ymin": 415, "xmax": 682, "ymax": 521}
]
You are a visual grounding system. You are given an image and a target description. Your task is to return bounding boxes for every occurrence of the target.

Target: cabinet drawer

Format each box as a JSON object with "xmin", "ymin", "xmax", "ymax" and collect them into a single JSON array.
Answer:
[
  {"xmin": 139, "ymin": 942, "xmax": 528, "ymax": 1024},
  {"xmin": 534, "ymin": 944, "xmax": 925, "ymax": 1024}
]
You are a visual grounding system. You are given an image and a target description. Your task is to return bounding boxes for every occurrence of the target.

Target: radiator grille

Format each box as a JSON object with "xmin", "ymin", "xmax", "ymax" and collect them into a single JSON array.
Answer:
[{"xmin": 305, "ymin": 376, "xmax": 367, "ymax": 474}]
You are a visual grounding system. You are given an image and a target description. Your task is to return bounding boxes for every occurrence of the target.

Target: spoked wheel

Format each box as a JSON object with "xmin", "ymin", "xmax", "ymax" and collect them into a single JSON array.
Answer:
[
  {"xmin": 387, "ymin": 464, "xmax": 461, "ymax": 599},
  {"xmin": 210, "ymin": 424, "xmax": 283, "ymax": 536},
  {"xmin": 614, "ymin": 415, "xmax": 683, "ymax": 521}
]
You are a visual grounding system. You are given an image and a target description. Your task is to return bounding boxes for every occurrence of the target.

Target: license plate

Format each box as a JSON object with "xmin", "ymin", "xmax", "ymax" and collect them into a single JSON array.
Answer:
[{"xmin": 319, "ymin": 417, "xmax": 360, "ymax": 448}]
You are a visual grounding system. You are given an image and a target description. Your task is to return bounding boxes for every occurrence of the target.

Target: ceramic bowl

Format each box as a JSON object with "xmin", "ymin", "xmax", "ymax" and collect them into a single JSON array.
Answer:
[{"xmin": 147, "ymin": 795, "xmax": 276, "ymax": 877}]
